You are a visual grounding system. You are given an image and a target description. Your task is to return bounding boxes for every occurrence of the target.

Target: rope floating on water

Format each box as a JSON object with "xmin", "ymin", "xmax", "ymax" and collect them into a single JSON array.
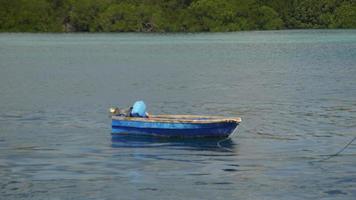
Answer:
[{"xmin": 312, "ymin": 136, "xmax": 356, "ymax": 163}]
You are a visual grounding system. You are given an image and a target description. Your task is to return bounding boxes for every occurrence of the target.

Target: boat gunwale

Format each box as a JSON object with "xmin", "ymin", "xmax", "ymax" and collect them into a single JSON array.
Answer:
[{"xmin": 112, "ymin": 115, "xmax": 242, "ymax": 124}]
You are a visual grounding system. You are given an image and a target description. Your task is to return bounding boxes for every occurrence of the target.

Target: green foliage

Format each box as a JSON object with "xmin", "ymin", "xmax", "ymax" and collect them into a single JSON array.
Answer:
[
  {"xmin": 0, "ymin": 0, "xmax": 355, "ymax": 32},
  {"xmin": 250, "ymin": 5, "xmax": 283, "ymax": 29},
  {"xmin": 92, "ymin": 3, "xmax": 166, "ymax": 32},
  {"xmin": 183, "ymin": 0, "xmax": 282, "ymax": 31},
  {"xmin": 68, "ymin": 0, "xmax": 110, "ymax": 31},
  {"xmin": 258, "ymin": 6, "xmax": 283, "ymax": 29},
  {"xmin": 332, "ymin": 2, "xmax": 356, "ymax": 28},
  {"xmin": 185, "ymin": 0, "xmax": 236, "ymax": 31},
  {"xmin": 0, "ymin": 0, "xmax": 61, "ymax": 32}
]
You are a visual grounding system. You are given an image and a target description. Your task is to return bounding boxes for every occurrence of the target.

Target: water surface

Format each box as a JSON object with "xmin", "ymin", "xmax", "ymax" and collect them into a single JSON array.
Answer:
[{"xmin": 0, "ymin": 30, "xmax": 356, "ymax": 199}]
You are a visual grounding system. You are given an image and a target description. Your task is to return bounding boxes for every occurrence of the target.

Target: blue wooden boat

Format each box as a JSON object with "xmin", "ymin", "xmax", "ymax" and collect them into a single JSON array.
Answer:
[{"xmin": 111, "ymin": 115, "xmax": 241, "ymax": 138}]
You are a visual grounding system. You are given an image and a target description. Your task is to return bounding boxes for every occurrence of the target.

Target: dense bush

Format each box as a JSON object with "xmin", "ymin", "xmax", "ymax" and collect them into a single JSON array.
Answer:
[{"xmin": 0, "ymin": 0, "xmax": 355, "ymax": 32}]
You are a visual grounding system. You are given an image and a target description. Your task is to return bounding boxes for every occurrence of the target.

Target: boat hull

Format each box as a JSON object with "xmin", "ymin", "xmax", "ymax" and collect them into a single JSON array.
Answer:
[{"xmin": 111, "ymin": 116, "xmax": 240, "ymax": 137}]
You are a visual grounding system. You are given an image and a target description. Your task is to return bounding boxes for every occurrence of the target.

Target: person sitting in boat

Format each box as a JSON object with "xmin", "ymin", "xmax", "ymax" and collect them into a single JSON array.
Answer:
[
  {"xmin": 130, "ymin": 100, "xmax": 150, "ymax": 118},
  {"xmin": 109, "ymin": 101, "xmax": 150, "ymax": 118}
]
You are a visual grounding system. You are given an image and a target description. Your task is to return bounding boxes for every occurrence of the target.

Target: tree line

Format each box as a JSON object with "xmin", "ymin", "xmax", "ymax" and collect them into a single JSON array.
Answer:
[{"xmin": 0, "ymin": 0, "xmax": 355, "ymax": 32}]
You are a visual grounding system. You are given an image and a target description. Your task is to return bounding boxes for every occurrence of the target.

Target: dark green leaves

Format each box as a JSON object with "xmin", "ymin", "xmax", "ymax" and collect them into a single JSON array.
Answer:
[{"xmin": 0, "ymin": 0, "xmax": 355, "ymax": 32}]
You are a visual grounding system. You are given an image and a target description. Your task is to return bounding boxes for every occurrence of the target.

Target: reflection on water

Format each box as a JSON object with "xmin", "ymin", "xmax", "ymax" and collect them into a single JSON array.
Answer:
[{"xmin": 111, "ymin": 135, "xmax": 236, "ymax": 152}]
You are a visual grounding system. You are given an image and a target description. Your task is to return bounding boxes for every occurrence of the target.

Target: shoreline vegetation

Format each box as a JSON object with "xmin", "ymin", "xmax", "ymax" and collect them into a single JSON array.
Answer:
[{"xmin": 1, "ymin": 0, "xmax": 355, "ymax": 33}]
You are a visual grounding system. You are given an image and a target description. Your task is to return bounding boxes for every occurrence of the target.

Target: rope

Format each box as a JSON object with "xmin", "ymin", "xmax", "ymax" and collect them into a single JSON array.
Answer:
[
  {"xmin": 312, "ymin": 136, "xmax": 356, "ymax": 163},
  {"xmin": 216, "ymin": 128, "xmax": 241, "ymax": 152},
  {"xmin": 217, "ymin": 137, "xmax": 234, "ymax": 152}
]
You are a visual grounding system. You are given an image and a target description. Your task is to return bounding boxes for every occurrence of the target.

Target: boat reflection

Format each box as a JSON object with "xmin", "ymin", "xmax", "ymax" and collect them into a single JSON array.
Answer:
[{"xmin": 111, "ymin": 134, "xmax": 237, "ymax": 152}]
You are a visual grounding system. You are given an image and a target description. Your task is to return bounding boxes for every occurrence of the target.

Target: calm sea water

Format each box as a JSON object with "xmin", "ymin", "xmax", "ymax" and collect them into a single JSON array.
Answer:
[{"xmin": 0, "ymin": 30, "xmax": 355, "ymax": 200}]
